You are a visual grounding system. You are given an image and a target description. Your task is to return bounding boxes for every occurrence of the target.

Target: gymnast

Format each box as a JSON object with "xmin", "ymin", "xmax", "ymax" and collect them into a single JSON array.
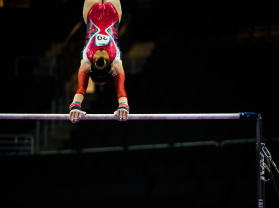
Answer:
[{"xmin": 69, "ymin": 0, "xmax": 129, "ymax": 123}]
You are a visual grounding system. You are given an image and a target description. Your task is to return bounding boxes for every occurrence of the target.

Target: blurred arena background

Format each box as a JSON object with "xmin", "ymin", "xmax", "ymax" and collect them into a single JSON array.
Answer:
[{"xmin": 0, "ymin": 0, "xmax": 279, "ymax": 207}]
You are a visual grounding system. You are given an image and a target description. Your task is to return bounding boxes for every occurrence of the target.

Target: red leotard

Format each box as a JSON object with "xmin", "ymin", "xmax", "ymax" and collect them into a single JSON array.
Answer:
[
  {"xmin": 81, "ymin": 2, "xmax": 121, "ymax": 65},
  {"xmin": 76, "ymin": 3, "xmax": 127, "ymax": 99}
]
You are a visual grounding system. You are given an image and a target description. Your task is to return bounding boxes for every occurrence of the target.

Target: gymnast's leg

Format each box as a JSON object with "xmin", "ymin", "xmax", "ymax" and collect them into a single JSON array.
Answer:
[
  {"xmin": 82, "ymin": 0, "xmax": 102, "ymax": 24},
  {"xmin": 103, "ymin": 0, "xmax": 122, "ymax": 22}
]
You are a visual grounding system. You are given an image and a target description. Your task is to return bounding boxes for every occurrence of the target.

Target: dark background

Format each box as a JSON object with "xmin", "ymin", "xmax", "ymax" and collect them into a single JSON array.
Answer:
[{"xmin": 0, "ymin": 0, "xmax": 279, "ymax": 207}]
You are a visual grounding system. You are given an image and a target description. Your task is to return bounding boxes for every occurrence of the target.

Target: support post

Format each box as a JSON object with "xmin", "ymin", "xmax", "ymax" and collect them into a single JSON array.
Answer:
[{"xmin": 256, "ymin": 115, "xmax": 265, "ymax": 208}]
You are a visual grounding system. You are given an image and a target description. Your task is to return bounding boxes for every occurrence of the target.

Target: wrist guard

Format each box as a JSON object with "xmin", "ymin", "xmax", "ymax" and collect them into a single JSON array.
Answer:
[
  {"xmin": 118, "ymin": 102, "xmax": 130, "ymax": 112},
  {"xmin": 69, "ymin": 101, "xmax": 82, "ymax": 111}
]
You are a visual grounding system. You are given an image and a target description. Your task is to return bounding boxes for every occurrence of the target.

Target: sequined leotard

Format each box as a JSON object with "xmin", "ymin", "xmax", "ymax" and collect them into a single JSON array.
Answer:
[
  {"xmin": 76, "ymin": 3, "xmax": 127, "ymax": 99},
  {"xmin": 81, "ymin": 2, "xmax": 121, "ymax": 65}
]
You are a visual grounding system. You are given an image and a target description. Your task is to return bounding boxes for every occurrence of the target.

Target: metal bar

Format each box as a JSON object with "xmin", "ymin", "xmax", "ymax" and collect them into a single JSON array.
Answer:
[
  {"xmin": 0, "ymin": 113, "xmax": 241, "ymax": 120},
  {"xmin": 256, "ymin": 115, "xmax": 265, "ymax": 208}
]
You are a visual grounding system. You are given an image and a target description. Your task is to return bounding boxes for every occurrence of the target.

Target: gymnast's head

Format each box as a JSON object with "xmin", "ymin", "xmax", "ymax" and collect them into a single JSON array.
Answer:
[{"xmin": 90, "ymin": 57, "xmax": 112, "ymax": 85}]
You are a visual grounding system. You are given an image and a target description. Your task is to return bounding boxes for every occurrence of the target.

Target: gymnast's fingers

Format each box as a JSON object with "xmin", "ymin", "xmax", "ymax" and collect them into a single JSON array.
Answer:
[
  {"xmin": 118, "ymin": 109, "xmax": 128, "ymax": 122},
  {"xmin": 69, "ymin": 110, "xmax": 82, "ymax": 123}
]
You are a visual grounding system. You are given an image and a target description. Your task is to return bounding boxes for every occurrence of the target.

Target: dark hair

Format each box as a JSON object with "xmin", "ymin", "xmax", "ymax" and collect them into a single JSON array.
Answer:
[{"xmin": 90, "ymin": 57, "xmax": 112, "ymax": 85}]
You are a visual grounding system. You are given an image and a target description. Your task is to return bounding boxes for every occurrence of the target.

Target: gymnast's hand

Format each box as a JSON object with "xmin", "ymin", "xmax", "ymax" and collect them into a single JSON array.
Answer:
[
  {"xmin": 114, "ymin": 102, "xmax": 130, "ymax": 122},
  {"xmin": 69, "ymin": 110, "xmax": 87, "ymax": 123},
  {"xmin": 114, "ymin": 109, "xmax": 129, "ymax": 121}
]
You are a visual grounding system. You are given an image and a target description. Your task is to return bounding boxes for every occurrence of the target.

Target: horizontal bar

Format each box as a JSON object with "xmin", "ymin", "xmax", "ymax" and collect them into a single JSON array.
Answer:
[
  {"xmin": 0, "ymin": 113, "xmax": 242, "ymax": 120},
  {"xmin": 174, "ymin": 141, "xmax": 220, "ymax": 147},
  {"xmin": 127, "ymin": 144, "xmax": 171, "ymax": 150}
]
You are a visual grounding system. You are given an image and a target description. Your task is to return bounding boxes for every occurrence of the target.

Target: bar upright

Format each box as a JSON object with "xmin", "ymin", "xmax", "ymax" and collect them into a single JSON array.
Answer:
[{"xmin": 256, "ymin": 114, "xmax": 265, "ymax": 208}]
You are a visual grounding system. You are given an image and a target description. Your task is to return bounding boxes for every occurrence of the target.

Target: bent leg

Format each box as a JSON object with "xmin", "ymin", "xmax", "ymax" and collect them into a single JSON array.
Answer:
[{"xmin": 103, "ymin": 0, "xmax": 122, "ymax": 22}]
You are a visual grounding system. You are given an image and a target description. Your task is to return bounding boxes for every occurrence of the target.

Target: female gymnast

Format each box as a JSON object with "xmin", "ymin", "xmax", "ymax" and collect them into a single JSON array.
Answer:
[{"xmin": 69, "ymin": 0, "xmax": 129, "ymax": 123}]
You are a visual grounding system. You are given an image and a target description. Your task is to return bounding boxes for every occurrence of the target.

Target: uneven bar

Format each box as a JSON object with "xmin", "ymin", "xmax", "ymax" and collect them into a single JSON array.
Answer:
[{"xmin": 0, "ymin": 113, "xmax": 242, "ymax": 120}]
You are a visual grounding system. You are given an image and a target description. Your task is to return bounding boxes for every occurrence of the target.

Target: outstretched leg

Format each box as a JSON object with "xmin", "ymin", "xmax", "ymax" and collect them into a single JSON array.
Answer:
[
  {"xmin": 103, "ymin": 0, "xmax": 122, "ymax": 22},
  {"xmin": 83, "ymin": 0, "xmax": 102, "ymax": 24}
]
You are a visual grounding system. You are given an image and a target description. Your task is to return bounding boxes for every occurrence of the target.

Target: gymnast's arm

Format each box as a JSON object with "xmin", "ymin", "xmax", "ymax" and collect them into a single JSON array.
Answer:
[
  {"xmin": 69, "ymin": 60, "xmax": 91, "ymax": 123},
  {"xmin": 112, "ymin": 60, "xmax": 129, "ymax": 121}
]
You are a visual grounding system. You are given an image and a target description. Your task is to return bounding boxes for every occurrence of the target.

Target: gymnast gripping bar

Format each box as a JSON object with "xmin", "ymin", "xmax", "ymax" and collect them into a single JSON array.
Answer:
[{"xmin": 0, "ymin": 112, "xmax": 259, "ymax": 120}]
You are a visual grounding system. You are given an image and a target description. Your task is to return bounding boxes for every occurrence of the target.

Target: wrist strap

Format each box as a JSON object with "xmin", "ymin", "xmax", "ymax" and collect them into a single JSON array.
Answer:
[
  {"xmin": 69, "ymin": 101, "xmax": 82, "ymax": 111},
  {"xmin": 118, "ymin": 102, "xmax": 129, "ymax": 112}
]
